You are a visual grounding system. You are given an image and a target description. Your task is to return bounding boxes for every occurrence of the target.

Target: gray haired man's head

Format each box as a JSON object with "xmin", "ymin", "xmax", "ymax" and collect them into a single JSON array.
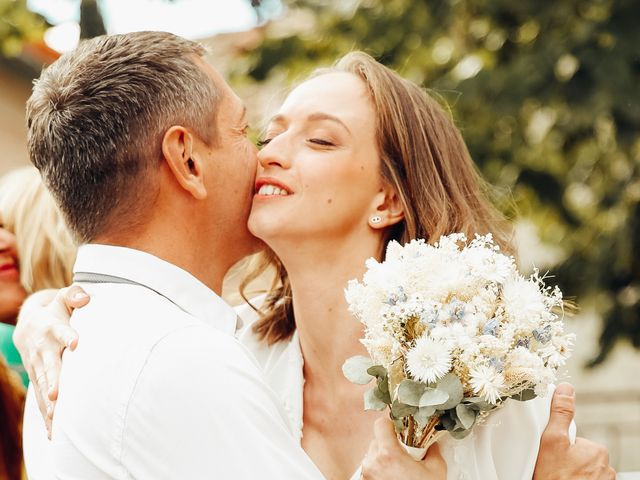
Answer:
[{"xmin": 26, "ymin": 31, "xmax": 220, "ymax": 243}]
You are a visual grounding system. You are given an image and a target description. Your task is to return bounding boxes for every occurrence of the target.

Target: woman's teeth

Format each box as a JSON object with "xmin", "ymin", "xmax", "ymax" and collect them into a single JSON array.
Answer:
[
  {"xmin": 0, "ymin": 256, "xmax": 16, "ymax": 268},
  {"xmin": 258, "ymin": 185, "xmax": 289, "ymax": 196}
]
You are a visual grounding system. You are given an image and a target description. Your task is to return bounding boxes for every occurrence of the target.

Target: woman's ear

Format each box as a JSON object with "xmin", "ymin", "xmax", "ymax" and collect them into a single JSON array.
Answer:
[
  {"xmin": 368, "ymin": 183, "xmax": 405, "ymax": 229},
  {"xmin": 162, "ymin": 126, "xmax": 207, "ymax": 200}
]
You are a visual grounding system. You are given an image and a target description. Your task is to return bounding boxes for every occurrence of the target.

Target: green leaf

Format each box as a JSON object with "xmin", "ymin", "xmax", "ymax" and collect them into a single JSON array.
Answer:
[
  {"xmin": 419, "ymin": 388, "xmax": 449, "ymax": 407},
  {"xmin": 367, "ymin": 365, "xmax": 387, "ymax": 380},
  {"xmin": 342, "ymin": 356, "xmax": 375, "ymax": 385},
  {"xmin": 391, "ymin": 399, "xmax": 418, "ymax": 418},
  {"xmin": 413, "ymin": 406, "xmax": 437, "ymax": 427},
  {"xmin": 367, "ymin": 365, "xmax": 391, "ymax": 404},
  {"xmin": 392, "ymin": 416, "xmax": 405, "ymax": 434},
  {"xmin": 465, "ymin": 398, "xmax": 495, "ymax": 412},
  {"xmin": 397, "ymin": 379, "xmax": 427, "ymax": 406},
  {"xmin": 455, "ymin": 403, "xmax": 477, "ymax": 429},
  {"xmin": 511, "ymin": 389, "xmax": 537, "ymax": 402},
  {"xmin": 364, "ymin": 388, "xmax": 387, "ymax": 411},
  {"xmin": 373, "ymin": 384, "xmax": 392, "ymax": 405},
  {"xmin": 449, "ymin": 428, "xmax": 473, "ymax": 439},
  {"xmin": 434, "ymin": 373, "xmax": 464, "ymax": 409}
]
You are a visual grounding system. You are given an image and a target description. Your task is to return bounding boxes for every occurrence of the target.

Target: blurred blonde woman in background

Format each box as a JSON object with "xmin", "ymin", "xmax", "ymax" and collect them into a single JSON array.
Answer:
[
  {"xmin": 0, "ymin": 166, "xmax": 76, "ymax": 295},
  {"xmin": 0, "ymin": 166, "xmax": 76, "ymax": 480}
]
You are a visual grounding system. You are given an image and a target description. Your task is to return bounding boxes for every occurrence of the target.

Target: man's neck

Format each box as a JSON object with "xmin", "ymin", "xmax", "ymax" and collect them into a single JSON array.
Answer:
[{"xmin": 92, "ymin": 230, "xmax": 229, "ymax": 295}]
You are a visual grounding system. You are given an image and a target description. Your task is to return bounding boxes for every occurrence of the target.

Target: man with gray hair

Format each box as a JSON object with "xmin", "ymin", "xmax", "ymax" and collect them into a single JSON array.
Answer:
[{"xmin": 22, "ymin": 31, "xmax": 323, "ymax": 479}]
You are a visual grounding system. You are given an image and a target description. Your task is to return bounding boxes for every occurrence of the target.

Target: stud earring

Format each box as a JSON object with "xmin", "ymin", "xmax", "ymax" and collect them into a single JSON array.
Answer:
[{"xmin": 370, "ymin": 215, "xmax": 382, "ymax": 224}]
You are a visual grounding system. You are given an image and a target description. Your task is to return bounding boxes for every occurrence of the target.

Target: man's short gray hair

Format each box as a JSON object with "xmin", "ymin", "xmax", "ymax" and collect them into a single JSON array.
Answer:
[{"xmin": 27, "ymin": 31, "xmax": 219, "ymax": 243}]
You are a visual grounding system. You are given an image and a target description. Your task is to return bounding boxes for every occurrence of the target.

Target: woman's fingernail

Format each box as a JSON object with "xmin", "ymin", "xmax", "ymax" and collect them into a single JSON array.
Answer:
[
  {"xmin": 72, "ymin": 292, "xmax": 88, "ymax": 300},
  {"xmin": 67, "ymin": 338, "xmax": 76, "ymax": 349}
]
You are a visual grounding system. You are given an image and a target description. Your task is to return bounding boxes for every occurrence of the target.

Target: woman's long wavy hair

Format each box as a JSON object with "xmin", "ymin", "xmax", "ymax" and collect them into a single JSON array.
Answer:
[{"xmin": 240, "ymin": 51, "xmax": 513, "ymax": 345}]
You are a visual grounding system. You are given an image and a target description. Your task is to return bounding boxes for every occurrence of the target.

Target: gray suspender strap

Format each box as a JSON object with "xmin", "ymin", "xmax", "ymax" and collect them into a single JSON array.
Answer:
[{"xmin": 73, "ymin": 272, "xmax": 189, "ymax": 314}]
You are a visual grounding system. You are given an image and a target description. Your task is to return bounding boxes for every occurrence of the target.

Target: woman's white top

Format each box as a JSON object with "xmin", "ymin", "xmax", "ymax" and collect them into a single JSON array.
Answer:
[{"xmin": 236, "ymin": 301, "xmax": 562, "ymax": 480}]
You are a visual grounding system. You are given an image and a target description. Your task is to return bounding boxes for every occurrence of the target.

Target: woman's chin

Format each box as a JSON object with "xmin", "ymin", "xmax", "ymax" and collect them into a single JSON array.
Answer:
[{"xmin": 248, "ymin": 216, "xmax": 280, "ymax": 243}]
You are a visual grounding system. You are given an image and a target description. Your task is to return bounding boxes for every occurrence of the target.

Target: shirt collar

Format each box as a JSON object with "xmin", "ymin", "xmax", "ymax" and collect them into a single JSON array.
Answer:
[{"xmin": 73, "ymin": 244, "xmax": 236, "ymax": 335}]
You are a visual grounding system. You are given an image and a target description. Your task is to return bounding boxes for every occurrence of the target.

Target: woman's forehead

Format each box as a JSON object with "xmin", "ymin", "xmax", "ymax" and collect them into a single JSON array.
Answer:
[
  {"xmin": 272, "ymin": 72, "xmax": 373, "ymax": 130},
  {"xmin": 284, "ymin": 72, "xmax": 368, "ymax": 109}
]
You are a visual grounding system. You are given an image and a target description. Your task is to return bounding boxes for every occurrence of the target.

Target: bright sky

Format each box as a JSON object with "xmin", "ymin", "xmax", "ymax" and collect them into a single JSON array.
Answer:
[{"xmin": 28, "ymin": 0, "xmax": 262, "ymax": 51}]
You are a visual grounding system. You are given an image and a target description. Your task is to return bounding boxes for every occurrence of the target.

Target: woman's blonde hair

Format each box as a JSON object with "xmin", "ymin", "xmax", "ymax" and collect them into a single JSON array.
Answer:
[
  {"xmin": 241, "ymin": 51, "xmax": 512, "ymax": 344},
  {"xmin": 0, "ymin": 166, "xmax": 76, "ymax": 292}
]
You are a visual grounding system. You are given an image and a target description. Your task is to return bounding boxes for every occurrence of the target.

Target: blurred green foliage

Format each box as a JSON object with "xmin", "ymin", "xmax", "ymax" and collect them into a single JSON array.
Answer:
[
  {"xmin": 0, "ymin": 0, "xmax": 47, "ymax": 57},
  {"xmin": 233, "ymin": 0, "xmax": 640, "ymax": 365}
]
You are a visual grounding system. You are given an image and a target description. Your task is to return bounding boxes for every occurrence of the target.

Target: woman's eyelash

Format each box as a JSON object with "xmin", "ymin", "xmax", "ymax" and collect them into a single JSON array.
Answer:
[
  {"xmin": 256, "ymin": 137, "xmax": 334, "ymax": 147},
  {"xmin": 308, "ymin": 138, "xmax": 334, "ymax": 146}
]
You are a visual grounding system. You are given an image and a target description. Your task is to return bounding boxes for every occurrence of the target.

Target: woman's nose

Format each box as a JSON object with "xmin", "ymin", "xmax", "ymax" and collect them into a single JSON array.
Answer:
[{"xmin": 257, "ymin": 137, "xmax": 291, "ymax": 170}]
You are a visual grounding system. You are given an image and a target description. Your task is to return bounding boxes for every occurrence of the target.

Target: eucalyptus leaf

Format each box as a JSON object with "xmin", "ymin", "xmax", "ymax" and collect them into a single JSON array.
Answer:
[
  {"xmin": 367, "ymin": 365, "xmax": 388, "ymax": 380},
  {"xmin": 398, "ymin": 379, "xmax": 427, "ymax": 406},
  {"xmin": 449, "ymin": 428, "xmax": 473, "ymax": 440},
  {"xmin": 419, "ymin": 388, "xmax": 449, "ymax": 407},
  {"xmin": 364, "ymin": 388, "xmax": 387, "ymax": 411},
  {"xmin": 465, "ymin": 399, "xmax": 494, "ymax": 412},
  {"xmin": 373, "ymin": 384, "xmax": 392, "ymax": 405},
  {"xmin": 413, "ymin": 406, "xmax": 437, "ymax": 427},
  {"xmin": 391, "ymin": 399, "xmax": 418, "ymax": 418},
  {"xmin": 365, "ymin": 365, "xmax": 391, "ymax": 404},
  {"xmin": 448, "ymin": 408, "xmax": 465, "ymax": 431},
  {"xmin": 456, "ymin": 403, "xmax": 477, "ymax": 429},
  {"xmin": 342, "ymin": 356, "xmax": 375, "ymax": 385},
  {"xmin": 511, "ymin": 389, "xmax": 537, "ymax": 402},
  {"xmin": 392, "ymin": 417, "xmax": 405, "ymax": 434},
  {"xmin": 434, "ymin": 373, "xmax": 464, "ymax": 409}
]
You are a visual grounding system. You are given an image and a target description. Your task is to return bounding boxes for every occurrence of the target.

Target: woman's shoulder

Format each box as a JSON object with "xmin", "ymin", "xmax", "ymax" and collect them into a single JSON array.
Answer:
[{"xmin": 234, "ymin": 295, "xmax": 295, "ymax": 370}]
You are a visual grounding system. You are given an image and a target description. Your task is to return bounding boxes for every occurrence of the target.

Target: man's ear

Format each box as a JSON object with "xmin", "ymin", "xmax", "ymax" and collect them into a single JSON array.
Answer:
[
  {"xmin": 162, "ymin": 126, "xmax": 207, "ymax": 200},
  {"xmin": 368, "ymin": 183, "xmax": 405, "ymax": 230}
]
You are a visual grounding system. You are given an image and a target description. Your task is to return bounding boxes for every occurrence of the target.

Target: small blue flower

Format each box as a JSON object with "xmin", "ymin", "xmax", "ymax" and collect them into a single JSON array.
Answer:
[
  {"xmin": 533, "ymin": 326, "xmax": 552, "ymax": 344},
  {"xmin": 489, "ymin": 357, "xmax": 504, "ymax": 372},
  {"xmin": 450, "ymin": 299, "xmax": 468, "ymax": 323},
  {"xmin": 384, "ymin": 286, "xmax": 408, "ymax": 306},
  {"xmin": 483, "ymin": 318, "xmax": 498, "ymax": 336}
]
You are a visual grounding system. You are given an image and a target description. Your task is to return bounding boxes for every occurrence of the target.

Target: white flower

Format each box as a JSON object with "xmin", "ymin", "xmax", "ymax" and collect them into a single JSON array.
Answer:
[
  {"xmin": 504, "ymin": 346, "xmax": 545, "ymax": 387},
  {"xmin": 362, "ymin": 332, "xmax": 401, "ymax": 368},
  {"xmin": 470, "ymin": 364, "xmax": 506, "ymax": 404},
  {"xmin": 502, "ymin": 276, "xmax": 547, "ymax": 326},
  {"xmin": 406, "ymin": 337, "xmax": 452, "ymax": 383}
]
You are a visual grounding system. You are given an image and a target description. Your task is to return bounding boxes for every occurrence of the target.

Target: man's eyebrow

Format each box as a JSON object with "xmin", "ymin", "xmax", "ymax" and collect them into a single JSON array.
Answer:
[{"xmin": 265, "ymin": 112, "xmax": 351, "ymax": 135}]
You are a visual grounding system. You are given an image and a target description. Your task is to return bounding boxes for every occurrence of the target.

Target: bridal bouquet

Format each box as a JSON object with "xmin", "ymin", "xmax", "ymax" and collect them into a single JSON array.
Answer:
[{"xmin": 342, "ymin": 233, "xmax": 574, "ymax": 455}]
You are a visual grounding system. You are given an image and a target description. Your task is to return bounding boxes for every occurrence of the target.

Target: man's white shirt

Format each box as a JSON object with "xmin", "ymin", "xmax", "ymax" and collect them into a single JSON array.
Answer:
[{"xmin": 23, "ymin": 244, "xmax": 323, "ymax": 479}]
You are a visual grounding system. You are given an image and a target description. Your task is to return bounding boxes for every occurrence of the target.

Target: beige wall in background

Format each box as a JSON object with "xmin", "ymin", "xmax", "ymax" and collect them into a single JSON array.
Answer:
[{"xmin": 0, "ymin": 69, "xmax": 31, "ymax": 177}]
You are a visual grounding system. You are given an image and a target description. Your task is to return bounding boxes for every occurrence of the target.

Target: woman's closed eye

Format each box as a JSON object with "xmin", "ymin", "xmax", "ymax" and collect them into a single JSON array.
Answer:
[
  {"xmin": 307, "ymin": 138, "xmax": 335, "ymax": 147},
  {"xmin": 256, "ymin": 138, "xmax": 272, "ymax": 147}
]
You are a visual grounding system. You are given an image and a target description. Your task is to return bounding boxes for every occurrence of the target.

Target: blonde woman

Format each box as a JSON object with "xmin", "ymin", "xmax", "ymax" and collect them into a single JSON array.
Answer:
[
  {"xmin": 0, "ymin": 167, "xmax": 76, "ymax": 295},
  {"xmin": 17, "ymin": 53, "xmax": 614, "ymax": 479},
  {"xmin": 0, "ymin": 166, "xmax": 77, "ymax": 480}
]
